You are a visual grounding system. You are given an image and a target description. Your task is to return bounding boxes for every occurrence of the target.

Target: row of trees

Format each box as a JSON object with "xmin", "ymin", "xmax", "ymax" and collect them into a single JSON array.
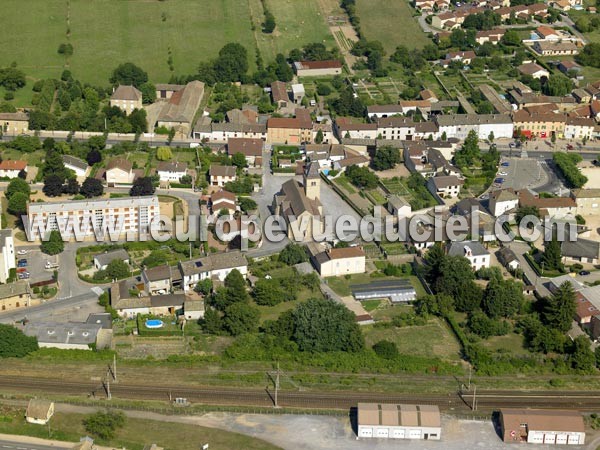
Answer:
[{"xmin": 553, "ymin": 152, "xmax": 588, "ymax": 188}]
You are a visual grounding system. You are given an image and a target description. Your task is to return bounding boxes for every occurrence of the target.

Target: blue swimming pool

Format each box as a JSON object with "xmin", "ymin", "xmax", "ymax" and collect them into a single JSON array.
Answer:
[{"xmin": 145, "ymin": 319, "xmax": 164, "ymax": 329}]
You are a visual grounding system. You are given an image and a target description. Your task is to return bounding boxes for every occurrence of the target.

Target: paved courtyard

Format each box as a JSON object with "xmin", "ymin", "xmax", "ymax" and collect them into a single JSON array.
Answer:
[{"xmin": 496, "ymin": 157, "xmax": 547, "ymax": 191}]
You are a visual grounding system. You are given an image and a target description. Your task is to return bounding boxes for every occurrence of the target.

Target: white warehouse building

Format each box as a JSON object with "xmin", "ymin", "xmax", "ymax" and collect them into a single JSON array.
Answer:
[
  {"xmin": 435, "ymin": 114, "xmax": 514, "ymax": 140},
  {"xmin": 357, "ymin": 403, "xmax": 441, "ymax": 440}
]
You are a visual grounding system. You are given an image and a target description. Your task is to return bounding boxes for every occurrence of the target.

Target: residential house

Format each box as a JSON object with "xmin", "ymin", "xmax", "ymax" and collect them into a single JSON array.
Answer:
[
  {"xmin": 512, "ymin": 110, "xmax": 566, "ymax": 138},
  {"xmin": 154, "ymin": 81, "xmax": 205, "ymax": 136},
  {"xmin": 536, "ymin": 25, "xmax": 561, "ymax": 40},
  {"xmin": 367, "ymin": 104, "xmax": 404, "ymax": 120},
  {"xmin": 293, "ymin": 60, "xmax": 343, "ymax": 77},
  {"xmin": 571, "ymin": 188, "xmax": 600, "ymax": 216},
  {"xmin": 475, "ymin": 29, "xmax": 506, "ymax": 45},
  {"xmin": 572, "ymin": 88, "xmax": 592, "ymax": 104},
  {"xmin": 0, "ymin": 281, "xmax": 30, "ymax": 312},
  {"xmin": 209, "ymin": 165, "xmax": 236, "ymax": 187},
  {"xmin": 0, "ymin": 112, "xmax": 29, "ymax": 135},
  {"xmin": 271, "ymin": 81, "xmax": 289, "ymax": 109},
  {"xmin": 518, "ymin": 63, "xmax": 550, "ymax": 80},
  {"xmin": 62, "ymin": 155, "xmax": 89, "ymax": 178},
  {"xmin": 272, "ymin": 162, "xmax": 323, "ymax": 241},
  {"xmin": 110, "ymin": 85, "xmax": 142, "ymax": 114},
  {"xmin": 561, "ymin": 238, "xmax": 600, "ymax": 264},
  {"xmin": 376, "ymin": 117, "xmax": 417, "ymax": 141},
  {"xmin": 310, "ymin": 246, "xmax": 366, "ymax": 277},
  {"xmin": 106, "ymin": 158, "xmax": 134, "ymax": 185},
  {"xmin": 155, "ymin": 83, "xmax": 184, "ymax": 100},
  {"xmin": 517, "ymin": 189, "xmax": 576, "ymax": 217},
  {"xmin": 178, "ymin": 251, "xmax": 248, "ymax": 292},
  {"xmin": 183, "ymin": 299, "xmax": 205, "ymax": 320},
  {"xmin": 564, "ymin": 117, "xmax": 595, "ymax": 140},
  {"xmin": 489, "ymin": 189, "xmax": 519, "ymax": 216},
  {"xmin": 25, "ymin": 400, "xmax": 55, "ymax": 425},
  {"xmin": 334, "ymin": 117, "xmax": 378, "ymax": 140},
  {"xmin": 0, "ymin": 230, "xmax": 15, "ymax": 284},
  {"xmin": 414, "ymin": 121, "xmax": 441, "ymax": 140},
  {"xmin": 333, "ymin": 154, "xmax": 370, "ymax": 171},
  {"xmin": 497, "ymin": 246, "xmax": 520, "ymax": 271},
  {"xmin": 156, "ymin": 161, "xmax": 187, "ymax": 182},
  {"xmin": 93, "ymin": 249, "xmax": 130, "ymax": 271},
  {"xmin": 210, "ymin": 190, "xmax": 237, "ymax": 216},
  {"xmin": 193, "ymin": 122, "xmax": 267, "ymax": 142},
  {"xmin": 479, "ymin": 84, "xmax": 512, "ymax": 114},
  {"xmin": 533, "ymin": 40, "xmax": 580, "ymax": 56},
  {"xmin": 404, "ymin": 145, "xmax": 460, "ymax": 178},
  {"xmin": 445, "ymin": 50, "xmax": 476, "ymax": 65},
  {"xmin": 24, "ymin": 319, "xmax": 112, "ymax": 351},
  {"xmin": 291, "ymin": 83, "xmax": 305, "ymax": 104},
  {"xmin": 387, "ymin": 195, "xmax": 412, "ymax": 217},
  {"xmin": 267, "ymin": 109, "xmax": 312, "ymax": 144},
  {"xmin": 434, "ymin": 114, "xmax": 514, "ymax": 140},
  {"xmin": 0, "ymin": 160, "xmax": 27, "ymax": 179},
  {"xmin": 398, "ymin": 100, "xmax": 432, "ymax": 116},
  {"xmin": 427, "ymin": 175, "xmax": 464, "ymax": 200},
  {"xmin": 558, "ymin": 60, "xmax": 582, "ymax": 75},
  {"xmin": 447, "ymin": 240, "xmax": 491, "ymax": 270},
  {"xmin": 142, "ymin": 265, "xmax": 174, "ymax": 295},
  {"xmin": 227, "ymin": 137, "xmax": 263, "ymax": 167},
  {"xmin": 312, "ymin": 122, "xmax": 333, "ymax": 144}
]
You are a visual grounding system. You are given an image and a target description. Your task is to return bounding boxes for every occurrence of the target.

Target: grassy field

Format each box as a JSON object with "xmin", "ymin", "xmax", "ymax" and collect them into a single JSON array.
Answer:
[
  {"xmin": 363, "ymin": 316, "xmax": 462, "ymax": 361},
  {"xmin": 251, "ymin": 0, "xmax": 334, "ymax": 61},
  {"xmin": 0, "ymin": 0, "xmax": 332, "ymax": 93},
  {"xmin": 0, "ymin": 406, "xmax": 280, "ymax": 450},
  {"xmin": 355, "ymin": 0, "xmax": 429, "ymax": 53}
]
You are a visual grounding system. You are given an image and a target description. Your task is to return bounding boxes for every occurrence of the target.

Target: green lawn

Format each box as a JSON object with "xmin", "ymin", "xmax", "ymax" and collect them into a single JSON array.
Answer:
[
  {"xmin": 355, "ymin": 0, "xmax": 429, "ymax": 52},
  {"xmin": 0, "ymin": 0, "xmax": 334, "ymax": 98},
  {"xmin": 0, "ymin": 406, "xmax": 280, "ymax": 450},
  {"xmin": 333, "ymin": 174, "xmax": 357, "ymax": 194},
  {"xmin": 0, "ymin": 148, "xmax": 45, "ymax": 166},
  {"xmin": 480, "ymin": 332, "xmax": 529, "ymax": 357},
  {"xmin": 252, "ymin": 0, "xmax": 334, "ymax": 61},
  {"xmin": 363, "ymin": 317, "xmax": 462, "ymax": 361}
]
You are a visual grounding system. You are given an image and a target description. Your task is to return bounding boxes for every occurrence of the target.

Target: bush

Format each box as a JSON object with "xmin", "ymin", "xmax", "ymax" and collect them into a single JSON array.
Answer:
[
  {"xmin": 372, "ymin": 340, "xmax": 399, "ymax": 359},
  {"xmin": 83, "ymin": 410, "xmax": 125, "ymax": 440}
]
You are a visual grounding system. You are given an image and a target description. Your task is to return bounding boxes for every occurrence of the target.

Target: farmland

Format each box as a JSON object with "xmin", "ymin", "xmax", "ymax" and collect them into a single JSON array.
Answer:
[
  {"xmin": 355, "ymin": 0, "xmax": 429, "ymax": 53},
  {"xmin": 0, "ymin": 0, "xmax": 332, "ymax": 88}
]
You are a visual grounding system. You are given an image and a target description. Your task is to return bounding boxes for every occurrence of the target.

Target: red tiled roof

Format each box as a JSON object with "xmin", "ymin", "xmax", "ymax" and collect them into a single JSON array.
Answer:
[{"xmin": 0, "ymin": 160, "xmax": 27, "ymax": 171}]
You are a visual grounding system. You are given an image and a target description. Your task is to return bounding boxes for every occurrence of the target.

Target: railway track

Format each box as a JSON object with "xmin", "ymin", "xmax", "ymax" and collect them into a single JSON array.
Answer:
[{"xmin": 1, "ymin": 375, "xmax": 600, "ymax": 412}]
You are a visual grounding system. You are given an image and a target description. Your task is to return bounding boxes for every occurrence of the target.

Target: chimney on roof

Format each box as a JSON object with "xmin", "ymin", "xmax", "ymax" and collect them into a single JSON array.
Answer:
[{"xmin": 464, "ymin": 245, "xmax": 472, "ymax": 257}]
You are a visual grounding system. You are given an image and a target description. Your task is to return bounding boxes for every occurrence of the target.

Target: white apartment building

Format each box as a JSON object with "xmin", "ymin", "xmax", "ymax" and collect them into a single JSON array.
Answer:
[
  {"xmin": 435, "ymin": 114, "xmax": 514, "ymax": 140},
  {"xmin": 0, "ymin": 230, "xmax": 15, "ymax": 283},
  {"xmin": 26, "ymin": 196, "xmax": 160, "ymax": 240}
]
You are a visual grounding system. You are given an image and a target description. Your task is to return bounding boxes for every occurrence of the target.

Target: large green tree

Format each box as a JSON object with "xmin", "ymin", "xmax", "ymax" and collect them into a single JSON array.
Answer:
[
  {"xmin": 80, "ymin": 178, "xmax": 104, "ymax": 198},
  {"xmin": 7, "ymin": 191, "xmax": 29, "ymax": 216},
  {"xmin": 279, "ymin": 243, "xmax": 308, "ymax": 265},
  {"xmin": 0, "ymin": 324, "xmax": 38, "ymax": 358},
  {"xmin": 222, "ymin": 302, "xmax": 260, "ymax": 336},
  {"xmin": 569, "ymin": 335, "xmax": 596, "ymax": 372},
  {"xmin": 105, "ymin": 259, "xmax": 130, "ymax": 280},
  {"xmin": 289, "ymin": 298, "xmax": 364, "ymax": 352},
  {"xmin": 372, "ymin": 146, "xmax": 401, "ymax": 171},
  {"xmin": 543, "ymin": 236, "xmax": 563, "ymax": 271},
  {"xmin": 483, "ymin": 278, "xmax": 524, "ymax": 318},
  {"xmin": 435, "ymin": 256, "xmax": 481, "ymax": 312},
  {"xmin": 5, "ymin": 178, "xmax": 30, "ymax": 200},
  {"xmin": 83, "ymin": 411, "xmax": 126, "ymax": 440},
  {"xmin": 543, "ymin": 282, "xmax": 576, "ymax": 333},
  {"xmin": 109, "ymin": 63, "xmax": 148, "ymax": 87},
  {"xmin": 41, "ymin": 230, "xmax": 64, "ymax": 255}
]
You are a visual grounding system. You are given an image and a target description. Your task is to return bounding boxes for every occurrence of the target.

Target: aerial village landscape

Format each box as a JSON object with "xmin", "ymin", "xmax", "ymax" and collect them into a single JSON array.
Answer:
[{"xmin": 3, "ymin": 0, "xmax": 600, "ymax": 448}]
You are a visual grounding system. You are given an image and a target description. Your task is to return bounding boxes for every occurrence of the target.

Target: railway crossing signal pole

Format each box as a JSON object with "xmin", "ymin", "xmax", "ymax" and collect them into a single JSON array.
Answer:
[{"xmin": 274, "ymin": 362, "xmax": 281, "ymax": 409}]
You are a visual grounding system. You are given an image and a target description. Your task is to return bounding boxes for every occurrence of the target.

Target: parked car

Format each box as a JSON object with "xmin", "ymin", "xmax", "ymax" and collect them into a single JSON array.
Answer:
[
  {"xmin": 16, "ymin": 267, "xmax": 27, "ymax": 273},
  {"xmin": 499, "ymin": 171, "xmax": 508, "ymax": 176},
  {"xmin": 501, "ymin": 162, "xmax": 510, "ymax": 167},
  {"xmin": 17, "ymin": 250, "xmax": 28, "ymax": 256},
  {"xmin": 494, "ymin": 178, "xmax": 505, "ymax": 184},
  {"xmin": 579, "ymin": 270, "xmax": 591, "ymax": 276},
  {"xmin": 566, "ymin": 144, "xmax": 574, "ymax": 150},
  {"xmin": 17, "ymin": 260, "xmax": 27, "ymax": 268},
  {"xmin": 17, "ymin": 272, "xmax": 30, "ymax": 279}
]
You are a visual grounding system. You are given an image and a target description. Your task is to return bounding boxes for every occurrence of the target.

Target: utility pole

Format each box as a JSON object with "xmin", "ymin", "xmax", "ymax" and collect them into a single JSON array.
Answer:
[
  {"xmin": 468, "ymin": 365, "xmax": 472, "ymax": 390},
  {"xmin": 472, "ymin": 384, "xmax": 477, "ymax": 411},
  {"xmin": 106, "ymin": 379, "xmax": 111, "ymax": 400},
  {"xmin": 274, "ymin": 362, "xmax": 280, "ymax": 409},
  {"xmin": 113, "ymin": 354, "xmax": 117, "ymax": 383}
]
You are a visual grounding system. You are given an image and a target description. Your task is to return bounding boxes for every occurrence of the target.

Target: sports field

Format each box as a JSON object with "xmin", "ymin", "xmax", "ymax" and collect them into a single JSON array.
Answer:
[
  {"xmin": 0, "ymin": 0, "xmax": 332, "ymax": 87},
  {"xmin": 355, "ymin": 0, "xmax": 429, "ymax": 52}
]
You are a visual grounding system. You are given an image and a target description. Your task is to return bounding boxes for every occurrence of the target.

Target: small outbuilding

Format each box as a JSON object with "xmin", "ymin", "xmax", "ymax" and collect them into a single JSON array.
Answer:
[
  {"xmin": 499, "ymin": 408, "xmax": 585, "ymax": 445},
  {"xmin": 25, "ymin": 399, "xmax": 55, "ymax": 425},
  {"xmin": 94, "ymin": 249, "xmax": 130, "ymax": 270},
  {"xmin": 351, "ymin": 279, "xmax": 417, "ymax": 303},
  {"xmin": 357, "ymin": 403, "xmax": 441, "ymax": 440}
]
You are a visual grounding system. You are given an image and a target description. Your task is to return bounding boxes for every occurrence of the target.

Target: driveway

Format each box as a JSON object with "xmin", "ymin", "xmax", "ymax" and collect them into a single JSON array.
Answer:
[{"xmin": 504, "ymin": 241, "xmax": 550, "ymax": 297}]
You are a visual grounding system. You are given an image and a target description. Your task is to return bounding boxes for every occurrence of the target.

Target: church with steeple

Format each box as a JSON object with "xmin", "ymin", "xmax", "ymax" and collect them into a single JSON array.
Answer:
[{"xmin": 273, "ymin": 161, "xmax": 324, "ymax": 241}]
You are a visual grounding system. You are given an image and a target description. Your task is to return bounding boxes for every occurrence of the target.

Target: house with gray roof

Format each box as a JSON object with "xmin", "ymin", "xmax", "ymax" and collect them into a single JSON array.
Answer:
[
  {"xmin": 179, "ymin": 251, "xmax": 248, "ymax": 292},
  {"xmin": 387, "ymin": 195, "xmax": 411, "ymax": 216},
  {"xmin": 93, "ymin": 249, "xmax": 130, "ymax": 271},
  {"xmin": 110, "ymin": 85, "xmax": 142, "ymax": 114},
  {"xmin": 62, "ymin": 155, "xmax": 89, "ymax": 177},
  {"xmin": 447, "ymin": 240, "xmax": 490, "ymax": 270},
  {"xmin": 497, "ymin": 246, "xmax": 520, "ymax": 271},
  {"xmin": 155, "ymin": 81, "xmax": 205, "ymax": 136},
  {"xmin": 24, "ymin": 320, "xmax": 110, "ymax": 351},
  {"xmin": 561, "ymin": 238, "xmax": 600, "ymax": 264}
]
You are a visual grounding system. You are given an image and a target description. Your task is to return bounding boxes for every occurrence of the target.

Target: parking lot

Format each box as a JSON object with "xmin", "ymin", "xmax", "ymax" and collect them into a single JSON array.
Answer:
[
  {"xmin": 15, "ymin": 246, "xmax": 56, "ymax": 285},
  {"xmin": 493, "ymin": 157, "xmax": 548, "ymax": 191}
]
